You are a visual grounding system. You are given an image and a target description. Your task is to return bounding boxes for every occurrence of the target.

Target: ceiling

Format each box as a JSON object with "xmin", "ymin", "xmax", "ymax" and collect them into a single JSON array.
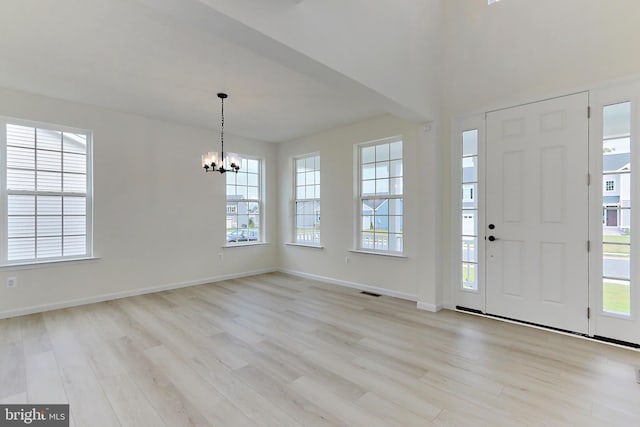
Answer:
[{"xmin": 0, "ymin": 0, "xmax": 394, "ymax": 142}]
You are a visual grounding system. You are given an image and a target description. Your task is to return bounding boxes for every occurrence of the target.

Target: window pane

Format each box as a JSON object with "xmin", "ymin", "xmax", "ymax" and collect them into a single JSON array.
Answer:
[
  {"xmin": 36, "ymin": 128, "xmax": 61, "ymax": 151},
  {"xmin": 390, "ymin": 178, "xmax": 403, "ymax": 195},
  {"xmin": 462, "ymin": 156, "xmax": 478, "ymax": 183},
  {"xmin": 64, "ymin": 216, "xmax": 86, "ymax": 235},
  {"xmin": 37, "ymin": 216, "xmax": 62, "ymax": 237},
  {"xmin": 462, "ymin": 263, "xmax": 478, "ymax": 290},
  {"xmin": 389, "ymin": 199, "xmax": 403, "ymax": 216},
  {"xmin": 362, "ymin": 180, "xmax": 375, "ymax": 195},
  {"xmin": 247, "ymin": 159, "xmax": 259, "ymax": 174},
  {"xmin": 603, "ymin": 139, "xmax": 630, "ymax": 173},
  {"xmin": 389, "ymin": 215, "xmax": 403, "ymax": 234},
  {"xmin": 63, "ymin": 235, "xmax": 86, "ymax": 256},
  {"xmin": 7, "ymin": 195, "xmax": 35, "ymax": 215},
  {"xmin": 37, "ymin": 149, "xmax": 62, "ymax": 171},
  {"xmin": 376, "ymin": 162, "xmax": 389, "ymax": 179},
  {"xmin": 37, "ymin": 171, "xmax": 62, "ymax": 192},
  {"xmin": 247, "ymin": 173, "xmax": 258, "ymax": 187},
  {"xmin": 62, "ymin": 132, "xmax": 87, "ymax": 154},
  {"xmin": 38, "ymin": 196, "xmax": 62, "ymax": 215},
  {"xmin": 376, "ymin": 144, "xmax": 389, "ymax": 162},
  {"xmin": 603, "ymin": 102, "xmax": 631, "ymax": 139},
  {"xmin": 603, "ymin": 279, "xmax": 630, "ymax": 316},
  {"xmin": 63, "ymin": 152, "xmax": 86, "ymax": 174},
  {"xmin": 63, "ymin": 197, "xmax": 86, "ymax": 215},
  {"xmin": 7, "ymin": 124, "xmax": 35, "ymax": 148},
  {"xmin": 64, "ymin": 173, "xmax": 87, "ymax": 193},
  {"xmin": 305, "ymin": 171, "xmax": 315, "ymax": 185},
  {"xmin": 7, "ymin": 146, "xmax": 35, "ymax": 169},
  {"xmin": 388, "ymin": 233, "xmax": 403, "ymax": 252},
  {"xmin": 462, "ymin": 184, "xmax": 477, "ymax": 209},
  {"xmin": 462, "ymin": 210, "xmax": 477, "ymax": 236},
  {"xmin": 8, "ymin": 238, "xmax": 35, "ymax": 261},
  {"xmin": 236, "ymin": 172, "xmax": 247, "ymax": 186},
  {"xmin": 362, "ymin": 164, "xmax": 375, "ymax": 180},
  {"xmin": 7, "ymin": 169, "xmax": 35, "ymax": 191},
  {"xmin": 37, "ymin": 236, "xmax": 62, "ymax": 258},
  {"xmin": 390, "ymin": 141, "xmax": 402, "ymax": 160},
  {"xmin": 8, "ymin": 217, "xmax": 35, "ymax": 238},
  {"xmin": 362, "ymin": 146, "xmax": 375, "ymax": 164},
  {"xmin": 463, "ymin": 130, "xmax": 478, "ymax": 156},
  {"xmin": 462, "ymin": 237, "xmax": 478, "ymax": 263},
  {"xmin": 375, "ymin": 179, "xmax": 389, "ymax": 194},
  {"xmin": 296, "ymin": 158, "xmax": 305, "ymax": 173},
  {"xmin": 389, "ymin": 160, "xmax": 402, "ymax": 177}
]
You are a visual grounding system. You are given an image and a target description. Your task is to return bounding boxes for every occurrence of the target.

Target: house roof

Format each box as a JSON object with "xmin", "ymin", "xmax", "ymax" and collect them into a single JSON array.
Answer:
[{"xmin": 603, "ymin": 153, "xmax": 631, "ymax": 172}]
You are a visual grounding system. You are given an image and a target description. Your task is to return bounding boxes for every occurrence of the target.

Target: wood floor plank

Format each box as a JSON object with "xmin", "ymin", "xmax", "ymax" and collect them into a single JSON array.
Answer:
[{"xmin": 0, "ymin": 272, "xmax": 637, "ymax": 426}]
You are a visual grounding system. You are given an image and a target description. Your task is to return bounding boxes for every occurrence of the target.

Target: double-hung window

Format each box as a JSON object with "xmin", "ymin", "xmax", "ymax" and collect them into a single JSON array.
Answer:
[
  {"xmin": 294, "ymin": 154, "xmax": 320, "ymax": 246},
  {"xmin": 358, "ymin": 138, "xmax": 403, "ymax": 254},
  {"xmin": 225, "ymin": 156, "xmax": 263, "ymax": 244},
  {"xmin": 1, "ymin": 119, "xmax": 92, "ymax": 264}
]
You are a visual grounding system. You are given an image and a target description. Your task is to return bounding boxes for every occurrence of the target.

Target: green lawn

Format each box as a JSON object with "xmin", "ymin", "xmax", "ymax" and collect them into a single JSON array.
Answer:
[
  {"xmin": 603, "ymin": 234, "xmax": 630, "ymax": 256},
  {"xmin": 603, "ymin": 281, "xmax": 630, "ymax": 315}
]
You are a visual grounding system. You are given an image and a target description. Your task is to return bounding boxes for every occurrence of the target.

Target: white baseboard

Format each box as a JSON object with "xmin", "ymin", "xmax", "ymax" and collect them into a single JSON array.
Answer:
[
  {"xmin": 279, "ymin": 268, "xmax": 418, "ymax": 302},
  {"xmin": 416, "ymin": 301, "xmax": 444, "ymax": 312},
  {"xmin": 0, "ymin": 267, "xmax": 276, "ymax": 320}
]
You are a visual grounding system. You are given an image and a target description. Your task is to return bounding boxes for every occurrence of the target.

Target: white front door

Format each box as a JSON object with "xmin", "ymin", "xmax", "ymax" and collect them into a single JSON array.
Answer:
[{"xmin": 486, "ymin": 93, "xmax": 590, "ymax": 334}]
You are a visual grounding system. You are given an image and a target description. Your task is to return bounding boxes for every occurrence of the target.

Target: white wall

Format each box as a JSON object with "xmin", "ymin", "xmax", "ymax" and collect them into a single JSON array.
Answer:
[
  {"xmin": 440, "ymin": 0, "xmax": 640, "ymax": 307},
  {"xmin": 0, "ymin": 87, "xmax": 277, "ymax": 317},
  {"xmin": 277, "ymin": 115, "xmax": 441, "ymax": 308}
]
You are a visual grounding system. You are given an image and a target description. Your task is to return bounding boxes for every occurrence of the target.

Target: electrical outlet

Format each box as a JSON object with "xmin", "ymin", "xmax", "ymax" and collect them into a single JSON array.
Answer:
[
  {"xmin": 6, "ymin": 277, "xmax": 17, "ymax": 288},
  {"xmin": 218, "ymin": 253, "xmax": 224, "ymax": 261},
  {"xmin": 636, "ymin": 368, "xmax": 640, "ymax": 384},
  {"xmin": 345, "ymin": 256, "xmax": 350, "ymax": 264}
]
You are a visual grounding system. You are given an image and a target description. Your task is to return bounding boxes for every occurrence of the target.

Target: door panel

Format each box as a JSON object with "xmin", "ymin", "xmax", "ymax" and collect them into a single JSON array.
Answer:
[{"xmin": 486, "ymin": 93, "xmax": 589, "ymax": 334}]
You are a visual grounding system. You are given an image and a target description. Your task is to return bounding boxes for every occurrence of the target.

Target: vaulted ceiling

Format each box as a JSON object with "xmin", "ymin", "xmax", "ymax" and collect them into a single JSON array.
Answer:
[{"xmin": 0, "ymin": 0, "xmax": 439, "ymax": 142}]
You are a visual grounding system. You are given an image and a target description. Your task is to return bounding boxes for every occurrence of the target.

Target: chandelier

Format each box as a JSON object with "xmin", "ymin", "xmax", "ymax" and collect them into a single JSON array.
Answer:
[{"xmin": 201, "ymin": 93, "xmax": 240, "ymax": 174}]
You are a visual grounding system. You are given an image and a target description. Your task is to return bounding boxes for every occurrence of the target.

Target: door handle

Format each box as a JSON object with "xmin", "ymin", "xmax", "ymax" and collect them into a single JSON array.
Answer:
[
  {"xmin": 488, "ymin": 236, "xmax": 498, "ymax": 242},
  {"xmin": 488, "ymin": 224, "xmax": 495, "ymax": 230}
]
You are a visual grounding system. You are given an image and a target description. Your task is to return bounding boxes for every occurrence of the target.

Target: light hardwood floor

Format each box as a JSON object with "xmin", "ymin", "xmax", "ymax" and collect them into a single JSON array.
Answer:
[{"xmin": 1, "ymin": 272, "xmax": 639, "ymax": 426}]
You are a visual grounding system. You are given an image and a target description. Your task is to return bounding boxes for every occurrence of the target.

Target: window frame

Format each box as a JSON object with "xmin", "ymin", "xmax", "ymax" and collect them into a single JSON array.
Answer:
[
  {"xmin": 356, "ymin": 137, "xmax": 404, "ymax": 255},
  {"xmin": 224, "ymin": 154, "xmax": 264, "ymax": 247},
  {"xmin": 292, "ymin": 153, "xmax": 321, "ymax": 247},
  {"xmin": 0, "ymin": 116, "xmax": 93, "ymax": 266}
]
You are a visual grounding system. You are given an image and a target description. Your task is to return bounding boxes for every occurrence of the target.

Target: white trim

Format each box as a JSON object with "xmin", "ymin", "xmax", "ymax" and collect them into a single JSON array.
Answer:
[
  {"xmin": 0, "ymin": 256, "xmax": 100, "ymax": 271},
  {"xmin": 223, "ymin": 242, "xmax": 270, "ymax": 248},
  {"xmin": 417, "ymin": 301, "xmax": 443, "ymax": 312},
  {"xmin": 0, "ymin": 267, "xmax": 276, "ymax": 320},
  {"xmin": 279, "ymin": 268, "xmax": 417, "ymax": 301},
  {"xmin": 285, "ymin": 242, "xmax": 324, "ymax": 249},
  {"xmin": 347, "ymin": 249, "xmax": 407, "ymax": 258}
]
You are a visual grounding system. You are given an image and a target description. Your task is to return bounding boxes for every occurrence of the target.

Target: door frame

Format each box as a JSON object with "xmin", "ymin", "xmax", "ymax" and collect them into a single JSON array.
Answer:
[{"xmin": 451, "ymin": 76, "xmax": 640, "ymax": 345}]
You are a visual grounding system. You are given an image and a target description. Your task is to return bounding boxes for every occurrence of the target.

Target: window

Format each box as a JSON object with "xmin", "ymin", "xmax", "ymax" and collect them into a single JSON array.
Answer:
[
  {"xmin": 1, "ymin": 120, "xmax": 92, "ymax": 264},
  {"xmin": 358, "ymin": 138, "xmax": 403, "ymax": 253},
  {"xmin": 461, "ymin": 129, "xmax": 479, "ymax": 291},
  {"xmin": 602, "ymin": 102, "xmax": 631, "ymax": 315},
  {"xmin": 226, "ymin": 156, "xmax": 262, "ymax": 244},
  {"xmin": 294, "ymin": 154, "xmax": 320, "ymax": 245}
]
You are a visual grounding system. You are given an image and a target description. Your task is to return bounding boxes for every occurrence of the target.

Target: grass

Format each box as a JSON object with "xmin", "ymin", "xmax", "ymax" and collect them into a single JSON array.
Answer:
[
  {"xmin": 603, "ymin": 281, "xmax": 630, "ymax": 315},
  {"xmin": 603, "ymin": 234, "xmax": 631, "ymax": 256}
]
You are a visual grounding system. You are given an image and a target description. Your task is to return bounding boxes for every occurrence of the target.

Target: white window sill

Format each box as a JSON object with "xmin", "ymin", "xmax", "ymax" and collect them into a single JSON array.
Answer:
[
  {"xmin": 0, "ymin": 256, "xmax": 101, "ymax": 271},
  {"xmin": 223, "ymin": 242, "xmax": 270, "ymax": 249},
  {"xmin": 285, "ymin": 243, "xmax": 324, "ymax": 249},
  {"xmin": 348, "ymin": 249, "xmax": 407, "ymax": 259}
]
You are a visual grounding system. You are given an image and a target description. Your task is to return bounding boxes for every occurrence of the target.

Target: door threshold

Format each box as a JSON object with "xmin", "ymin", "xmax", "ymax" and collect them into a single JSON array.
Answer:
[{"xmin": 455, "ymin": 306, "xmax": 640, "ymax": 350}]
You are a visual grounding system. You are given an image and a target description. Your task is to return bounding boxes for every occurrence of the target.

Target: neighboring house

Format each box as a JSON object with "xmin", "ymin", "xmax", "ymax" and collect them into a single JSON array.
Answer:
[
  {"xmin": 226, "ymin": 194, "xmax": 258, "ymax": 230},
  {"xmin": 603, "ymin": 152, "xmax": 631, "ymax": 229}
]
